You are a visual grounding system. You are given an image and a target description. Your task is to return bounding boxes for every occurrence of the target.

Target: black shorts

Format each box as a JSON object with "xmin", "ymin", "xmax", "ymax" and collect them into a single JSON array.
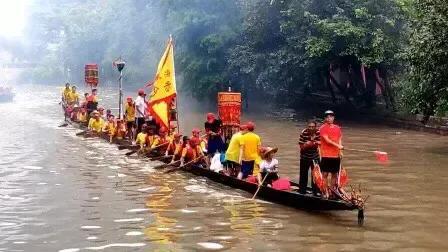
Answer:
[
  {"xmin": 126, "ymin": 121, "xmax": 135, "ymax": 129},
  {"xmin": 241, "ymin": 160, "xmax": 255, "ymax": 179},
  {"xmin": 320, "ymin": 157, "xmax": 341, "ymax": 174}
]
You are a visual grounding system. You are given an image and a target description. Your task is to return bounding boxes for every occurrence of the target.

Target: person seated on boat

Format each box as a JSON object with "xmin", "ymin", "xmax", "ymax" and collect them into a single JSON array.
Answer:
[
  {"xmin": 165, "ymin": 132, "xmax": 182, "ymax": 156},
  {"xmin": 106, "ymin": 109, "xmax": 113, "ymax": 120},
  {"xmin": 70, "ymin": 105, "xmax": 80, "ymax": 121},
  {"xmin": 77, "ymin": 107, "xmax": 88, "ymax": 123},
  {"xmin": 151, "ymin": 127, "xmax": 170, "ymax": 153},
  {"xmin": 86, "ymin": 89, "xmax": 98, "ymax": 115},
  {"xmin": 67, "ymin": 85, "xmax": 79, "ymax": 106},
  {"xmin": 192, "ymin": 128, "xmax": 207, "ymax": 154},
  {"xmin": 61, "ymin": 83, "xmax": 71, "ymax": 105},
  {"xmin": 98, "ymin": 107, "xmax": 106, "ymax": 119},
  {"xmin": 135, "ymin": 124, "xmax": 148, "ymax": 150},
  {"xmin": 168, "ymin": 122, "xmax": 177, "ymax": 139},
  {"xmin": 258, "ymin": 147, "xmax": 280, "ymax": 186},
  {"xmin": 180, "ymin": 137, "xmax": 204, "ymax": 167},
  {"xmin": 114, "ymin": 119, "xmax": 127, "ymax": 141},
  {"xmin": 204, "ymin": 113, "xmax": 224, "ymax": 161},
  {"xmin": 170, "ymin": 136, "xmax": 188, "ymax": 163},
  {"xmin": 102, "ymin": 114, "xmax": 116, "ymax": 142},
  {"xmin": 88, "ymin": 110, "xmax": 105, "ymax": 135},
  {"xmin": 224, "ymin": 124, "xmax": 246, "ymax": 177},
  {"xmin": 143, "ymin": 126, "xmax": 158, "ymax": 154}
]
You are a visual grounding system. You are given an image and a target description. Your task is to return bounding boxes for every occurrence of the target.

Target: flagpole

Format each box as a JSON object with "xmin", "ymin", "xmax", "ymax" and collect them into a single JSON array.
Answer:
[{"xmin": 115, "ymin": 58, "xmax": 126, "ymax": 119}]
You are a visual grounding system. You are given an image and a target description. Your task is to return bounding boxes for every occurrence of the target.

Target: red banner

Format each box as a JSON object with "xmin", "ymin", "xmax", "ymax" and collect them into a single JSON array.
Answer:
[
  {"xmin": 85, "ymin": 64, "xmax": 99, "ymax": 87},
  {"xmin": 218, "ymin": 92, "xmax": 241, "ymax": 126}
]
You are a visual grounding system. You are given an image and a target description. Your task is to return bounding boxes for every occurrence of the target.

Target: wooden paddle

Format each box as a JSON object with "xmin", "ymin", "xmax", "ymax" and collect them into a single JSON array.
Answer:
[
  {"xmin": 125, "ymin": 142, "xmax": 169, "ymax": 156},
  {"xmin": 153, "ymin": 159, "xmax": 180, "ymax": 169},
  {"xmin": 150, "ymin": 155, "xmax": 173, "ymax": 161},
  {"xmin": 164, "ymin": 156, "xmax": 203, "ymax": 174},
  {"xmin": 118, "ymin": 144, "xmax": 139, "ymax": 150},
  {"xmin": 252, "ymin": 173, "xmax": 270, "ymax": 200},
  {"xmin": 58, "ymin": 122, "xmax": 69, "ymax": 127},
  {"xmin": 345, "ymin": 148, "xmax": 389, "ymax": 164},
  {"xmin": 76, "ymin": 130, "xmax": 87, "ymax": 136}
]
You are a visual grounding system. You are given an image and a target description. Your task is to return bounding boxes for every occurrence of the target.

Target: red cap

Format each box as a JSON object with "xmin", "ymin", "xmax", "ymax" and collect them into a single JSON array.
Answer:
[
  {"xmin": 239, "ymin": 124, "xmax": 247, "ymax": 130},
  {"xmin": 173, "ymin": 133, "xmax": 182, "ymax": 138},
  {"xmin": 246, "ymin": 121, "xmax": 255, "ymax": 131},
  {"xmin": 192, "ymin": 128, "xmax": 201, "ymax": 133},
  {"xmin": 138, "ymin": 89, "xmax": 145, "ymax": 95},
  {"xmin": 206, "ymin": 113, "xmax": 215, "ymax": 121},
  {"xmin": 126, "ymin": 96, "xmax": 133, "ymax": 101},
  {"xmin": 170, "ymin": 121, "xmax": 177, "ymax": 129},
  {"xmin": 159, "ymin": 127, "xmax": 167, "ymax": 133}
]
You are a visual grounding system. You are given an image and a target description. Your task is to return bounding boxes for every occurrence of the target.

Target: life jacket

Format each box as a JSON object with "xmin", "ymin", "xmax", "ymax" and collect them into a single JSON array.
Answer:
[
  {"xmin": 183, "ymin": 145, "xmax": 201, "ymax": 163},
  {"xmin": 115, "ymin": 125, "xmax": 127, "ymax": 139},
  {"xmin": 145, "ymin": 134, "xmax": 157, "ymax": 148},
  {"xmin": 167, "ymin": 141, "xmax": 181, "ymax": 155},
  {"xmin": 86, "ymin": 95, "xmax": 98, "ymax": 110}
]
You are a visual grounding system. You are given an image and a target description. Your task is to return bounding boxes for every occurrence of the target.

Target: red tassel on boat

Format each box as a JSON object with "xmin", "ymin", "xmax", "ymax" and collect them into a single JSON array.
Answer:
[
  {"xmin": 338, "ymin": 167, "xmax": 349, "ymax": 188},
  {"xmin": 312, "ymin": 164, "xmax": 325, "ymax": 192}
]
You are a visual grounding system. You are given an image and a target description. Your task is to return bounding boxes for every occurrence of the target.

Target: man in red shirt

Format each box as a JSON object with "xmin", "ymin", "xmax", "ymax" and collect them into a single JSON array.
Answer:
[{"xmin": 319, "ymin": 110, "xmax": 343, "ymax": 198}]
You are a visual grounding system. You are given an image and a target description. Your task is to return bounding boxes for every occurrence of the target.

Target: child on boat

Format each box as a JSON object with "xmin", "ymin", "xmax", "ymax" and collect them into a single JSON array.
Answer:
[{"xmin": 258, "ymin": 147, "xmax": 279, "ymax": 186}]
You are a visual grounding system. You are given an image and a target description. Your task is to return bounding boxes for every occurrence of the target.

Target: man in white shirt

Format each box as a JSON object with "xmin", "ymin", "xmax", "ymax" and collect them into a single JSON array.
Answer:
[{"xmin": 135, "ymin": 89, "xmax": 147, "ymax": 135}]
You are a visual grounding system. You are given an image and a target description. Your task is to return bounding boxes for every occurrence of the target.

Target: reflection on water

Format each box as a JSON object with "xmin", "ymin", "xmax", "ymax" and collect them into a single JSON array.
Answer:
[{"xmin": 0, "ymin": 85, "xmax": 447, "ymax": 251}]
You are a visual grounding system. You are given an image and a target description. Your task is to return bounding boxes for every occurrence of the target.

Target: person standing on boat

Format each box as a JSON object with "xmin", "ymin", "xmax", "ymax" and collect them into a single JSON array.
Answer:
[
  {"xmin": 67, "ymin": 85, "xmax": 79, "ymax": 106},
  {"xmin": 135, "ymin": 89, "xmax": 147, "ymax": 136},
  {"xmin": 298, "ymin": 119, "xmax": 321, "ymax": 195},
  {"xmin": 61, "ymin": 83, "xmax": 71, "ymax": 105},
  {"xmin": 319, "ymin": 110, "xmax": 343, "ymax": 198},
  {"xmin": 224, "ymin": 124, "xmax": 246, "ymax": 176},
  {"xmin": 86, "ymin": 88, "xmax": 99, "ymax": 116},
  {"xmin": 124, "ymin": 96, "xmax": 136, "ymax": 140},
  {"xmin": 204, "ymin": 113, "xmax": 224, "ymax": 160},
  {"xmin": 238, "ymin": 121, "xmax": 261, "ymax": 179}
]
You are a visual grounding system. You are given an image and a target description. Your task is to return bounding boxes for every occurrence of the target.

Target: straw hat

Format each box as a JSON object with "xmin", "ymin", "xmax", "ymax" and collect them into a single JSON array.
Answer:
[{"xmin": 261, "ymin": 147, "xmax": 278, "ymax": 158}]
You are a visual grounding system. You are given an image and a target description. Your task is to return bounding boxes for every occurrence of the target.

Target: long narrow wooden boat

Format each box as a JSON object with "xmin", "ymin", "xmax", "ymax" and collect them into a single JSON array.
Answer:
[{"xmin": 65, "ymin": 117, "xmax": 365, "ymax": 225}]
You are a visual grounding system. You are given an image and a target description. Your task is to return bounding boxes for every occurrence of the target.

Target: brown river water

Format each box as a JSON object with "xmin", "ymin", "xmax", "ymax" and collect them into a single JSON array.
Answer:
[{"xmin": 0, "ymin": 85, "xmax": 447, "ymax": 251}]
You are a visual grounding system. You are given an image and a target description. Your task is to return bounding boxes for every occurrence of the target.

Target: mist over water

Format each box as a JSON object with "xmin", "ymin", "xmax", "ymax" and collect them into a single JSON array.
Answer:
[{"xmin": 0, "ymin": 85, "xmax": 447, "ymax": 251}]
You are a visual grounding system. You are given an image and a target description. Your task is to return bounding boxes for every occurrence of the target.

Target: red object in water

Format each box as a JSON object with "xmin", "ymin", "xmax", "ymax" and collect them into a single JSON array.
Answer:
[
  {"xmin": 374, "ymin": 151, "xmax": 389, "ymax": 164},
  {"xmin": 272, "ymin": 178, "xmax": 291, "ymax": 191}
]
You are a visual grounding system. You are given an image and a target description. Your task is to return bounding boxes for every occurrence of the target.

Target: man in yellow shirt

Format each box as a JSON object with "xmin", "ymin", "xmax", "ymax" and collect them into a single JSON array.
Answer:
[
  {"xmin": 225, "ymin": 124, "xmax": 246, "ymax": 176},
  {"xmin": 87, "ymin": 110, "xmax": 105, "ymax": 134},
  {"xmin": 124, "ymin": 96, "xmax": 136, "ymax": 140},
  {"xmin": 62, "ymin": 83, "xmax": 71, "ymax": 104},
  {"xmin": 238, "ymin": 121, "xmax": 261, "ymax": 179},
  {"xmin": 67, "ymin": 85, "xmax": 79, "ymax": 105},
  {"xmin": 135, "ymin": 124, "xmax": 148, "ymax": 151}
]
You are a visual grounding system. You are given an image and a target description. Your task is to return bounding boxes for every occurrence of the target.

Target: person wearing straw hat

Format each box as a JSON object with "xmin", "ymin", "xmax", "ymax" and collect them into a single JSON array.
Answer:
[
  {"xmin": 257, "ymin": 147, "xmax": 279, "ymax": 186},
  {"xmin": 87, "ymin": 110, "xmax": 105, "ymax": 134},
  {"xmin": 319, "ymin": 110, "xmax": 343, "ymax": 198}
]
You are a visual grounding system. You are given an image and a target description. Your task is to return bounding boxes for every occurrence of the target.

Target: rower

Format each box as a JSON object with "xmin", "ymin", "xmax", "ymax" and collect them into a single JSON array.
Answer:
[
  {"xmin": 319, "ymin": 110, "xmax": 343, "ymax": 199},
  {"xmin": 135, "ymin": 124, "xmax": 148, "ymax": 150},
  {"xmin": 115, "ymin": 119, "xmax": 127, "ymax": 140},
  {"xmin": 87, "ymin": 110, "xmax": 105, "ymax": 134},
  {"xmin": 180, "ymin": 137, "xmax": 204, "ymax": 167},
  {"xmin": 70, "ymin": 105, "xmax": 80, "ymax": 121},
  {"xmin": 98, "ymin": 107, "xmax": 105, "ymax": 119},
  {"xmin": 81, "ymin": 92, "xmax": 89, "ymax": 109},
  {"xmin": 103, "ymin": 115, "xmax": 116, "ymax": 143},
  {"xmin": 144, "ymin": 126, "xmax": 158, "ymax": 152},
  {"xmin": 151, "ymin": 127, "xmax": 170, "ymax": 152},
  {"xmin": 258, "ymin": 147, "xmax": 279, "ymax": 186},
  {"xmin": 238, "ymin": 121, "xmax": 261, "ymax": 180},
  {"xmin": 165, "ymin": 133, "xmax": 182, "ymax": 159},
  {"xmin": 106, "ymin": 109, "xmax": 113, "ymax": 120},
  {"xmin": 124, "ymin": 96, "xmax": 136, "ymax": 140},
  {"xmin": 170, "ymin": 136, "xmax": 188, "ymax": 163},
  {"xmin": 77, "ymin": 107, "xmax": 88, "ymax": 123},
  {"xmin": 192, "ymin": 128, "xmax": 207, "ymax": 154}
]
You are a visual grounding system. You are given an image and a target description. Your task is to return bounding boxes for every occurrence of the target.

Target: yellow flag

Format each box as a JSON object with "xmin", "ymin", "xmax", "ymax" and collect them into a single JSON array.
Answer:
[{"xmin": 149, "ymin": 37, "xmax": 176, "ymax": 129}]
